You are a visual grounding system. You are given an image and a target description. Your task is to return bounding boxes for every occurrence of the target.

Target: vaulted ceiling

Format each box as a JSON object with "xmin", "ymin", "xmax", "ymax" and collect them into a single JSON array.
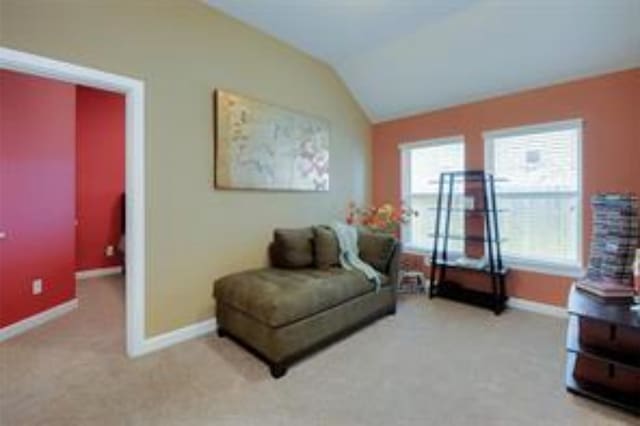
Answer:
[{"xmin": 206, "ymin": 0, "xmax": 640, "ymax": 122}]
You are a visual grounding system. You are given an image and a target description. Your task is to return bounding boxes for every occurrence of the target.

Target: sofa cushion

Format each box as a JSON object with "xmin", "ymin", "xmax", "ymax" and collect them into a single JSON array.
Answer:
[
  {"xmin": 313, "ymin": 226, "xmax": 340, "ymax": 269},
  {"xmin": 358, "ymin": 230, "xmax": 396, "ymax": 273},
  {"xmin": 214, "ymin": 268, "xmax": 389, "ymax": 328},
  {"xmin": 272, "ymin": 227, "xmax": 314, "ymax": 268}
]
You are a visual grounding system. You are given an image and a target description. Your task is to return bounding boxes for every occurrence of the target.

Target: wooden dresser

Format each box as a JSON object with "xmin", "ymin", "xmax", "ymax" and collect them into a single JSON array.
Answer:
[{"xmin": 565, "ymin": 284, "xmax": 640, "ymax": 414}]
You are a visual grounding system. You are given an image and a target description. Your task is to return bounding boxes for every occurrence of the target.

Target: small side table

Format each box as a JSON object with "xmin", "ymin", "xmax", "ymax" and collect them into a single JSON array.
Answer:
[
  {"xmin": 565, "ymin": 284, "xmax": 640, "ymax": 414},
  {"xmin": 397, "ymin": 270, "xmax": 426, "ymax": 294}
]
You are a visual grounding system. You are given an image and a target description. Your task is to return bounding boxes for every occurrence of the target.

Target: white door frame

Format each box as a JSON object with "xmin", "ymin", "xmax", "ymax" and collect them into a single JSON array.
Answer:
[{"xmin": 0, "ymin": 47, "xmax": 146, "ymax": 357}]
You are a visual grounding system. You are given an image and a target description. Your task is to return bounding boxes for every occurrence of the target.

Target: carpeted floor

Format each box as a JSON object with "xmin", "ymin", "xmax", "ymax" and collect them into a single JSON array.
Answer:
[{"xmin": 0, "ymin": 275, "xmax": 636, "ymax": 425}]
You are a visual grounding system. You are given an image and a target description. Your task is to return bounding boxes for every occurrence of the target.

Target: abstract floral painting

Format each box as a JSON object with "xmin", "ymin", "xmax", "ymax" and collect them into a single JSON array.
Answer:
[{"xmin": 214, "ymin": 90, "xmax": 330, "ymax": 191}]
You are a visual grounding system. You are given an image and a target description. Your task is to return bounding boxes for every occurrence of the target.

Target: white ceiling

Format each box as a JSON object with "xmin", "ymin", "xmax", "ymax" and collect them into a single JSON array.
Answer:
[{"xmin": 206, "ymin": 0, "xmax": 640, "ymax": 122}]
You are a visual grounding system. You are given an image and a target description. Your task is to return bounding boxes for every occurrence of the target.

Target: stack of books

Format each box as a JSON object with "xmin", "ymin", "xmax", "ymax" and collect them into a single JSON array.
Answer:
[{"xmin": 580, "ymin": 193, "xmax": 638, "ymax": 298}]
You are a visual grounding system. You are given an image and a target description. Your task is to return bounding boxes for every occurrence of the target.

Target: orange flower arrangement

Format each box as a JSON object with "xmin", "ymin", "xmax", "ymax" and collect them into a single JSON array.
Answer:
[{"xmin": 346, "ymin": 202, "xmax": 418, "ymax": 234}]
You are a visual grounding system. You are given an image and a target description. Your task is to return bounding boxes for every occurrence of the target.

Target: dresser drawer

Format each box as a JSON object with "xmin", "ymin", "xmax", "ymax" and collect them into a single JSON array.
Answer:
[
  {"xmin": 579, "ymin": 317, "xmax": 640, "ymax": 359},
  {"xmin": 573, "ymin": 354, "xmax": 640, "ymax": 395}
]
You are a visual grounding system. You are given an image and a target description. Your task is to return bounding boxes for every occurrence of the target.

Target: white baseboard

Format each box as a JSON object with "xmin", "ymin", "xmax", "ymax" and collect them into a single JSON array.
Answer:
[
  {"xmin": 0, "ymin": 298, "xmax": 78, "ymax": 342},
  {"xmin": 76, "ymin": 266, "xmax": 123, "ymax": 280},
  {"xmin": 507, "ymin": 297, "xmax": 567, "ymax": 318},
  {"xmin": 135, "ymin": 318, "xmax": 217, "ymax": 357}
]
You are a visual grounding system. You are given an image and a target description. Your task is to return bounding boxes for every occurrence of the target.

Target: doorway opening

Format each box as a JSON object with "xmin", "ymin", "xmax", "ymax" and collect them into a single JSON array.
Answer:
[{"xmin": 0, "ymin": 48, "xmax": 146, "ymax": 356}]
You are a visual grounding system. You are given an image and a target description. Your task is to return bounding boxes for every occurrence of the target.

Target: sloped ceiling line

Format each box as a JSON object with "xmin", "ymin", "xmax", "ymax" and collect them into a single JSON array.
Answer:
[{"xmin": 206, "ymin": 0, "xmax": 640, "ymax": 122}]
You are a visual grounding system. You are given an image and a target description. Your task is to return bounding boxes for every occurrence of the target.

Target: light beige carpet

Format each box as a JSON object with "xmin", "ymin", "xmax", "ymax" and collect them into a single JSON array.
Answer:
[{"xmin": 0, "ymin": 275, "xmax": 636, "ymax": 425}]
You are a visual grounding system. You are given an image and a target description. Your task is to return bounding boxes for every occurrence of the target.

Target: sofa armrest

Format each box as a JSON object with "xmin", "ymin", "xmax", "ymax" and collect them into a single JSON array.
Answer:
[{"xmin": 386, "ymin": 241, "xmax": 401, "ymax": 291}]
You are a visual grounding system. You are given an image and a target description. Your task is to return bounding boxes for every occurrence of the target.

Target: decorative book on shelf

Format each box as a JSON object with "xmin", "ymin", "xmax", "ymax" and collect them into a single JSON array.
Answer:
[
  {"xmin": 428, "ymin": 170, "xmax": 508, "ymax": 314},
  {"xmin": 579, "ymin": 193, "xmax": 638, "ymax": 298}
]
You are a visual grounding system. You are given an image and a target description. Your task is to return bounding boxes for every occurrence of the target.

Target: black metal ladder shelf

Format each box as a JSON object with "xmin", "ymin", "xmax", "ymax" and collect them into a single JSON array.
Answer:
[{"xmin": 428, "ymin": 170, "xmax": 509, "ymax": 314}]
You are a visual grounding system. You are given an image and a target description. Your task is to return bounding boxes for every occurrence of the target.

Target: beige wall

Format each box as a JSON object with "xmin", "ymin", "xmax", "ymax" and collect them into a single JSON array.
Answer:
[{"xmin": 1, "ymin": 0, "xmax": 371, "ymax": 336}]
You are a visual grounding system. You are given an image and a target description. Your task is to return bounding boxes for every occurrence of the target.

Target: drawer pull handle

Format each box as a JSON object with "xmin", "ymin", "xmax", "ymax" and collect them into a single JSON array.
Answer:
[{"xmin": 609, "ymin": 324, "xmax": 616, "ymax": 341}]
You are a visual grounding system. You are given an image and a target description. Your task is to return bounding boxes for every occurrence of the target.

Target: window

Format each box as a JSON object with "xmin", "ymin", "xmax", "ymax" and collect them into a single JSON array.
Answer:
[
  {"xmin": 484, "ymin": 119, "xmax": 583, "ymax": 276},
  {"xmin": 400, "ymin": 136, "xmax": 465, "ymax": 253}
]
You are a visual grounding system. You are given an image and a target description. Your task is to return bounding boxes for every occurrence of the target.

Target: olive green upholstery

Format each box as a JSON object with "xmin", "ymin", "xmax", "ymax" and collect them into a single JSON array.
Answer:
[
  {"xmin": 357, "ymin": 230, "xmax": 396, "ymax": 273},
  {"xmin": 214, "ymin": 268, "xmax": 389, "ymax": 328},
  {"xmin": 312, "ymin": 226, "xmax": 340, "ymax": 269},
  {"xmin": 216, "ymin": 285, "xmax": 395, "ymax": 363},
  {"xmin": 213, "ymin": 228, "xmax": 400, "ymax": 377},
  {"xmin": 271, "ymin": 227, "xmax": 315, "ymax": 268}
]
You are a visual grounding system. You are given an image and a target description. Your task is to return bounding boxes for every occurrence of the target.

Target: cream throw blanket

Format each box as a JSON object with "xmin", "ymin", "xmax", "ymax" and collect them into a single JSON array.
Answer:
[{"xmin": 331, "ymin": 222, "xmax": 382, "ymax": 291}]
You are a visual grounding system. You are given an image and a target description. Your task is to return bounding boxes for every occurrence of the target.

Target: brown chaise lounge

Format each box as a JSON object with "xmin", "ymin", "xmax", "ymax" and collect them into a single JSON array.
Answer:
[{"xmin": 213, "ymin": 226, "xmax": 399, "ymax": 378}]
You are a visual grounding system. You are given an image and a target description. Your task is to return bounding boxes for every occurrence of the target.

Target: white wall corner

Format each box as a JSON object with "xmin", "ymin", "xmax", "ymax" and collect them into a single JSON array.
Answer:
[{"xmin": 134, "ymin": 318, "xmax": 217, "ymax": 357}]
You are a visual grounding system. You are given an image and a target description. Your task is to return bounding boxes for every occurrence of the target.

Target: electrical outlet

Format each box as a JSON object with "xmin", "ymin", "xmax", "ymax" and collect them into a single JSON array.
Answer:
[
  {"xmin": 105, "ymin": 245, "xmax": 115, "ymax": 257},
  {"xmin": 32, "ymin": 279, "xmax": 43, "ymax": 295}
]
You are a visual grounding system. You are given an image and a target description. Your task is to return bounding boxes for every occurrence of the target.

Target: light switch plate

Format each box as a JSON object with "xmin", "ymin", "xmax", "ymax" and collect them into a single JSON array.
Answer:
[
  {"xmin": 32, "ymin": 279, "xmax": 43, "ymax": 295},
  {"xmin": 105, "ymin": 245, "xmax": 115, "ymax": 257}
]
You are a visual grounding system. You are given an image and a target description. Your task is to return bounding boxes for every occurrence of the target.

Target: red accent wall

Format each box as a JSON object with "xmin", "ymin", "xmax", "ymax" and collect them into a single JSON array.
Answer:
[
  {"xmin": 372, "ymin": 68, "xmax": 640, "ymax": 307},
  {"xmin": 0, "ymin": 70, "xmax": 76, "ymax": 327},
  {"xmin": 75, "ymin": 86, "xmax": 125, "ymax": 271}
]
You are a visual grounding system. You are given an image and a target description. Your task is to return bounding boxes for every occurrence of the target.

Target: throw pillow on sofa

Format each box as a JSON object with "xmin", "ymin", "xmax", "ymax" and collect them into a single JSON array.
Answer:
[
  {"xmin": 313, "ymin": 226, "xmax": 340, "ymax": 269},
  {"xmin": 358, "ymin": 230, "xmax": 395, "ymax": 273},
  {"xmin": 273, "ymin": 227, "xmax": 315, "ymax": 268}
]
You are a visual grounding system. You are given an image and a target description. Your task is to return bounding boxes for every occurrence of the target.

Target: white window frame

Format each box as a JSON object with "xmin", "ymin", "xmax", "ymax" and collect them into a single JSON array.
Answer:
[
  {"xmin": 399, "ymin": 135, "xmax": 465, "ymax": 256},
  {"xmin": 483, "ymin": 118, "xmax": 584, "ymax": 278}
]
